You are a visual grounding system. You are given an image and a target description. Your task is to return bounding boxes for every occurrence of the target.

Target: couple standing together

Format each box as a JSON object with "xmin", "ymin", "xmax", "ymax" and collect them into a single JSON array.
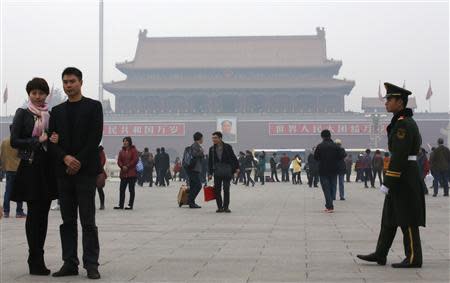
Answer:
[{"xmin": 10, "ymin": 67, "xmax": 103, "ymax": 279}]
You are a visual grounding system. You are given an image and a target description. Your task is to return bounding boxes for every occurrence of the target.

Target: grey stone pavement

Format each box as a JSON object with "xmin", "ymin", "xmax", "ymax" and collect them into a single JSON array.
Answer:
[{"xmin": 0, "ymin": 178, "xmax": 449, "ymax": 283}]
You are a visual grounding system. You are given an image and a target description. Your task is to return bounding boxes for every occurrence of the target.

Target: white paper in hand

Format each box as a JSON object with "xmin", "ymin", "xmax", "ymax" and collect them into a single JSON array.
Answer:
[{"xmin": 380, "ymin": 185, "xmax": 389, "ymax": 195}]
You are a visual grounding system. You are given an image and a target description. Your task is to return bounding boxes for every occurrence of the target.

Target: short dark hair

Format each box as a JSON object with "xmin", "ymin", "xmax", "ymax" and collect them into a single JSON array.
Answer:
[
  {"xmin": 123, "ymin": 136, "xmax": 132, "ymax": 146},
  {"xmin": 26, "ymin": 77, "xmax": 49, "ymax": 95},
  {"xmin": 375, "ymin": 150, "xmax": 381, "ymax": 154},
  {"xmin": 366, "ymin": 149, "xmax": 371, "ymax": 154},
  {"xmin": 320, "ymin": 129, "xmax": 331, "ymax": 139},
  {"xmin": 212, "ymin": 131, "xmax": 223, "ymax": 139},
  {"xmin": 384, "ymin": 152, "xmax": 390, "ymax": 157},
  {"xmin": 438, "ymin": 138, "xmax": 444, "ymax": 145},
  {"xmin": 161, "ymin": 147, "xmax": 165, "ymax": 152},
  {"xmin": 144, "ymin": 147, "xmax": 149, "ymax": 152},
  {"xmin": 156, "ymin": 148, "xmax": 161, "ymax": 152},
  {"xmin": 62, "ymin": 67, "xmax": 83, "ymax": 81},
  {"xmin": 193, "ymin": 132, "xmax": 203, "ymax": 141}
]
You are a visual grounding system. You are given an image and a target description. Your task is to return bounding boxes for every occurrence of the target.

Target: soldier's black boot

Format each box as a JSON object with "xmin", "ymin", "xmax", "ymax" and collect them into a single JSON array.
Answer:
[
  {"xmin": 393, "ymin": 226, "xmax": 423, "ymax": 268},
  {"xmin": 356, "ymin": 253, "xmax": 387, "ymax": 266},
  {"xmin": 391, "ymin": 258, "xmax": 422, "ymax": 268}
]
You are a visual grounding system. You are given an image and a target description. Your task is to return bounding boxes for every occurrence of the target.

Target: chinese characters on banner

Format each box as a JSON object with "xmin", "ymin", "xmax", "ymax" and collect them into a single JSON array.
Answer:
[
  {"xmin": 103, "ymin": 123, "xmax": 185, "ymax": 137},
  {"xmin": 268, "ymin": 122, "xmax": 386, "ymax": 136}
]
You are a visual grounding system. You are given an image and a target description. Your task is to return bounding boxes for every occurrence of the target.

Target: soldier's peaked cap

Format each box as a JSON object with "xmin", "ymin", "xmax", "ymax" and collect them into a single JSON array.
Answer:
[{"xmin": 384, "ymin": 82, "xmax": 412, "ymax": 99}]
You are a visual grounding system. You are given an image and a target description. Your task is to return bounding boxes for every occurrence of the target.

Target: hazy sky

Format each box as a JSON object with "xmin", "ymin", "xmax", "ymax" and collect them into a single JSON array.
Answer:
[{"xmin": 1, "ymin": 0, "xmax": 449, "ymax": 115}]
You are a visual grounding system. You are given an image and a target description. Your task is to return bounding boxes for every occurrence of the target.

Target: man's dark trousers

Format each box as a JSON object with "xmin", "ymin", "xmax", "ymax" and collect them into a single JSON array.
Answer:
[
  {"xmin": 157, "ymin": 168, "xmax": 166, "ymax": 186},
  {"xmin": 58, "ymin": 175, "xmax": 99, "ymax": 270},
  {"xmin": 187, "ymin": 170, "xmax": 202, "ymax": 205},
  {"xmin": 271, "ymin": 169, "xmax": 280, "ymax": 182},
  {"xmin": 345, "ymin": 169, "xmax": 351, "ymax": 182},
  {"xmin": 364, "ymin": 168, "xmax": 374, "ymax": 187},
  {"xmin": 433, "ymin": 170, "xmax": 449, "ymax": 196},
  {"xmin": 320, "ymin": 175, "xmax": 336, "ymax": 210},
  {"xmin": 281, "ymin": 168, "xmax": 289, "ymax": 182},
  {"xmin": 214, "ymin": 176, "xmax": 231, "ymax": 209},
  {"xmin": 3, "ymin": 171, "xmax": 24, "ymax": 214}
]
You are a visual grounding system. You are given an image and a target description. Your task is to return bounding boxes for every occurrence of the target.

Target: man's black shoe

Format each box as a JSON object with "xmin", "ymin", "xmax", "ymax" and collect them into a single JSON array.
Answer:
[
  {"xmin": 124, "ymin": 206, "xmax": 133, "ymax": 210},
  {"xmin": 189, "ymin": 204, "xmax": 202, "ymax": 209},
  {"xmin": 391, "ymin": 258, "xmax": 422, "ymax": 268},
  {"xmin": 224, "ymin": 208, "xmax": 231, "ymax": 213},
  {"xmin": 29, "ymin": 265, "xmax": 51, "ymax": 276},
  {"xmin": 52, "ymin": 265, "xmax": 79, "ymax": 277},
  {"xmin": 87, "ymin": 268, "xmax": 101, "ymax": 279},
  {"xmin": 356, "ymin": 253, "xmax": 386, "ymax": 265},
  {"xmin": 113, "ymin": 206, "xmax": 123, "ymax": 209},
  {"xmin": 216, "ymin": 208, "xmax": 224, "ymax": 213}
]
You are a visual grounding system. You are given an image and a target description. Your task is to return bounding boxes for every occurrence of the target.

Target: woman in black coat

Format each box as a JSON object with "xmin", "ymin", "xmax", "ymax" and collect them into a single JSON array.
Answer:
[{"xmin": 10, "ymin": 78, "xmax": 58, "ymax": 276}]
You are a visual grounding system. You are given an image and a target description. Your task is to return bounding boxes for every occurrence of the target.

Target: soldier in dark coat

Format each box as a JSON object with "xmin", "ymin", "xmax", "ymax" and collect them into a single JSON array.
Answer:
[{"xmin": 357, "ymin": 82, "xmax": 425, "ymax": 268}]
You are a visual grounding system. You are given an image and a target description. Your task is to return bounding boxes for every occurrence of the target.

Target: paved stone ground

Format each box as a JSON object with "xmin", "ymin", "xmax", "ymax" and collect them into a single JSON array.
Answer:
[{"xmin": 0, "ymin": 178, "xmax": 449, "ymax": 283}]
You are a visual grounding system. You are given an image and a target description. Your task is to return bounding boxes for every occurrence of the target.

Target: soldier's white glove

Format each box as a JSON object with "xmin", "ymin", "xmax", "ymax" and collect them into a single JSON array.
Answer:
[{"xmin": 380, "ymin": 184, "xmax": 389, "ymax": 195}]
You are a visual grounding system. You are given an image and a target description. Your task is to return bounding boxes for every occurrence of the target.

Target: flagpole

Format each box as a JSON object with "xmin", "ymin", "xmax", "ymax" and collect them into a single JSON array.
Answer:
[{"xmin": 428, "ymin": 80, "xmax": 432, "ymax": 113}]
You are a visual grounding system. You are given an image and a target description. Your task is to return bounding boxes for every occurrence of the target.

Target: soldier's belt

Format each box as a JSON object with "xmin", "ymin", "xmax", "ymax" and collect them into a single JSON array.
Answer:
[{"xmin": 386, "ymin": 170, "xmax": 401, "ymax": 178}]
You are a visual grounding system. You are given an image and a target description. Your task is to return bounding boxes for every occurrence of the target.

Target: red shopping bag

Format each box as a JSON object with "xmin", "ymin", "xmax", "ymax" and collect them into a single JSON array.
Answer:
[{"xmin": 203, "ymin": 185, "xmax": 216, "ymax": 202}]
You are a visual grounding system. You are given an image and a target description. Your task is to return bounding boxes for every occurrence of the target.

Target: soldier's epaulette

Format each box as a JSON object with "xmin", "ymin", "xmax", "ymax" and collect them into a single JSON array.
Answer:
[{"xmin": 398, "ymin": 116, "xmax": 405, "ymax": 121}]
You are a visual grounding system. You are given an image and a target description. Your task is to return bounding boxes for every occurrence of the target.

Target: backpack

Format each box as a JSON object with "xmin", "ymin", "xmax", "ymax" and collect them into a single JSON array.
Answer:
[{"xmin": 182, "ymin": 146, "xmax": 196, "ymax": 170}]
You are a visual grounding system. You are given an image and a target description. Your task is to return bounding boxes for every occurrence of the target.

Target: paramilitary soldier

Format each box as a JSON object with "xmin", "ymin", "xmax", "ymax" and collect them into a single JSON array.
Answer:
[{"xmin": 357, "ymin": 82, "xmax": 426, "ymax": 268}]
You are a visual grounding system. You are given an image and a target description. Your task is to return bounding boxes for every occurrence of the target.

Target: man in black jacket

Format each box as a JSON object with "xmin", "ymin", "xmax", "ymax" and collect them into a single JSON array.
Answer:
[
  {"xmin": 208, "ymin": 132, "xmax": 239, "ymax": 213},
  {"xmin": 154, "ymin": 148, "xmax": 161, "ymax": 186},
  {"xmin": 269, "ymin": 153, "xmax": 280, "ymax": 182},
  {"xmin": 49, "ymin": 67, "xmax": 103, "ymax": 280},
  {"xmin": 160, "ymin": 147, "xmax": 170, "ymax": 186},
  {"xmin": 314, "ymin": 130, "xmax": 345, "ymax": 212},
  {"xmin": 307, "ymin": 149, "xmax": 319, "ymax": 188}
]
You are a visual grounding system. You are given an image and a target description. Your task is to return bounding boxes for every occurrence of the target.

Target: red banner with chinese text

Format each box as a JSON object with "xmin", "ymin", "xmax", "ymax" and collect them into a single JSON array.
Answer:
[
  {"xmin": 103, "ymin": 123, "xmax": 185, "ymax": 137},
  {"xmin": 268, "ymin": 122, "xmax": 380, "ymax": 136}
]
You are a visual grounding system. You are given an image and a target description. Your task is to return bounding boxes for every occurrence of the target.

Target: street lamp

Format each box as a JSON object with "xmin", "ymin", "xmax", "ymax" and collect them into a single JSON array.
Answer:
[{"xmin": 365, "ymin": 113, "xmax": 387, "ymax": 148}]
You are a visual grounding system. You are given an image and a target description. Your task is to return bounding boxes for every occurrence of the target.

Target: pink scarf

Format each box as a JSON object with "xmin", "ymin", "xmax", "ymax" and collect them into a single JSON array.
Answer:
[{"xmin": 28, "ymin": 101, "xmax": 50, "ymax": 137}]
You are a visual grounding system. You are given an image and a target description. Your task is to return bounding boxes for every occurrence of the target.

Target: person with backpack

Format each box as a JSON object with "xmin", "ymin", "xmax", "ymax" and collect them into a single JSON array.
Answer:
[{"xmin": 183, "ymin": 132, "xmax": 205, "ymax": 208}]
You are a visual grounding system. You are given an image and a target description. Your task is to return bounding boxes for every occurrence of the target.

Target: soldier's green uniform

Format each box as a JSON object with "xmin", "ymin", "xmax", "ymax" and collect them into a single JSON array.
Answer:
[{"xmin": 358, "ymin": 83, "xmax": 426, "ymax": 268}]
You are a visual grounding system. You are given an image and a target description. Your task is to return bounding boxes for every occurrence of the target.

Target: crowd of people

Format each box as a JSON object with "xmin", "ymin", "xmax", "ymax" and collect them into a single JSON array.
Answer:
[{"xmin": 87, "ymin": 134, "xmax": 450, "ymax": 214}]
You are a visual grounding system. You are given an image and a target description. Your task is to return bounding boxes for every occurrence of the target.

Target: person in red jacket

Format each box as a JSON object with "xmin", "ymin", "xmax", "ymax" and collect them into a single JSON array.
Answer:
[{"xmin": 114, "ymin": 137, "xmax": 139, "ymax": 210}]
